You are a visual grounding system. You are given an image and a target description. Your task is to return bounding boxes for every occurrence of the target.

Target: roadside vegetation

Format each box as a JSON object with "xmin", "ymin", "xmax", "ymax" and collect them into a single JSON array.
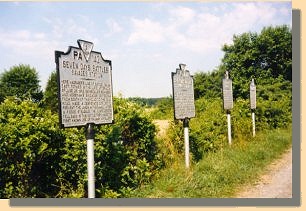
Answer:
[
  {"xmin": 129, "ymin": 127, "xmax": 291, "ymax": 198},
  {"xmin": 0, "ymin": 25, "xmax": 292, "ymax": 198}
]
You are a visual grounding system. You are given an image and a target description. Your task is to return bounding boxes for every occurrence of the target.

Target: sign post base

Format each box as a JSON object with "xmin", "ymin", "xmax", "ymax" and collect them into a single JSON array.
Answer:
[{"xmin": 252, "ymin": 111, "xmax": 256, "ymax": 137}]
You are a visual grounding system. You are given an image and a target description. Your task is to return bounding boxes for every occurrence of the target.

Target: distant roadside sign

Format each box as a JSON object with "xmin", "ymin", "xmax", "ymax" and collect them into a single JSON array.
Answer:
[
  {"xmin": 250, "ymin": 79, "xmax": 256, "ymax": 109},
  {"xmin": 222, "ymin": 71, "xmax": 233, "ymax": 110},
  {"xmin": 55, "ymin": 40, "xmax": 114, "ymax": 128},
  {"xmin": 172, "ymin": 64, "xmax": 195, "ymax": 120}
]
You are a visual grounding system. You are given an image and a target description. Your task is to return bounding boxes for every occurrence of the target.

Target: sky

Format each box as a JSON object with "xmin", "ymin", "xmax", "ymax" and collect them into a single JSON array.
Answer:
[{"xmin": 0, "ymin": 1, "xmax": 292, "ymax": 98}]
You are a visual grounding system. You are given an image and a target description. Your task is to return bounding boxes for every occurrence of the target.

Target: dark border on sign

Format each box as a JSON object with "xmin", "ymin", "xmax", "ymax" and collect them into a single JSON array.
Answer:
[
  {"xmin": 171, "ymin": 71, "xmax": 177, "ymax": 120},
  {"xmin": 55, "ymin": 49, "xmax": 65, "ymax": 129},
  {"xmin": 54, "ymin": 42, "xmax": 114, "ymax": 129}
]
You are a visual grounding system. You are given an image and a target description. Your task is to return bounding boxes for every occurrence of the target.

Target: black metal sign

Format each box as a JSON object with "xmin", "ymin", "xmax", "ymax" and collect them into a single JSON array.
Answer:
[
  {"xmin": 222, "ymin": 71, "xmax": 233, "ymax": 110},
  {"xmin": 172, "ymin": 64, "xmax": 195, "ymax": 120},
  {"xmin": 55, "ymin": 40, "xmax": 114, "ymax": 128},
  {"xmin": 250, "ymin": 78, "xmax": 256, "ymax": 109}
]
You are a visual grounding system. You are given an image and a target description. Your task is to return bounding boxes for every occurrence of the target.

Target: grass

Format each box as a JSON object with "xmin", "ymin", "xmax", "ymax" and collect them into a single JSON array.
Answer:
[{"xmin": 128, "ymin": 127, "xmax": 292, "ymax": 198}]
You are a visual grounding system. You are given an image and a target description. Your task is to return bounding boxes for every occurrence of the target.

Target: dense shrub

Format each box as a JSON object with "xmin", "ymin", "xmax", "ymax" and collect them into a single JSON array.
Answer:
[
  {"xmin": 165, "ymin": 98, "xmax": 227, "ymax": 162},
  {"xmin": 189, "ymin": 98, "xmax": 227, "ymax": 160},
  {"xmin": 0, "ymin": 97, "xmax": 161, "ymax": 198},
  {"xmin": 0, "ymin": 98, "xmax": 65, "ymax": 197},
  {"xmin": 0, "ymin": 64, "xmax": 43, "ymax": 102},
  {"xmin": 94, "ymin": 98, "xmax": 162, "ymax": 197},
  {"xmin": 165, "ymin": 86, "xmax": 291, "ymax": 163}
]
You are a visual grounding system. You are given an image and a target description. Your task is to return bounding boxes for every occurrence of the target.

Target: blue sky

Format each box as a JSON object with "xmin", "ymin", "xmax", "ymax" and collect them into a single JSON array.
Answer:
[{"xmin": 0, "ymin": 1, "xmax": 292, "ymax": 98}]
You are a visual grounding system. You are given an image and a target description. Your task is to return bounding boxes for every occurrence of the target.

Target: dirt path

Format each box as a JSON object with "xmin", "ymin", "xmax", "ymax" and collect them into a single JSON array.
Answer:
[
  {"xmin": 236, "ymin": 147, "xmax": 292, "ymax": 198},
  {"xmin": 153, "ymin": 120, "xmax": 170, "ymax": 138}
]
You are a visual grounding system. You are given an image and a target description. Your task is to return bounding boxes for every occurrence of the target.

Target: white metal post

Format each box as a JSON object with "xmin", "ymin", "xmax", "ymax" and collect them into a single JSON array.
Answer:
[
  {"xmin": 227, "ymin": 112, "xmax": 232, "ymax": 145},
  {"xmin": 252, "ymin": 112, "xmax": 256, "ymax": 137},
  {"xmin": 184, "ymin": 127, "xmax": 190, "ymax": 169},
  {"xmin": 86, "ymin": 123, "xmax": 95, "ymax": 198},
  {"xmin": 87, "ymin": 138, "xmax": 95, "ymax": 198},
  {"xmin": 183, "ymin": 118, "xmax": 190, "ymax": 169}
]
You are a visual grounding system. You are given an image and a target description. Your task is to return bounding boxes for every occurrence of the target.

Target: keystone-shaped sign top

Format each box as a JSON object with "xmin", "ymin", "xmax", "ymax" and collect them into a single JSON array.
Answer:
[{"xmin": 77, "ymin": 39, "xmax": 94, "ymax": 62}]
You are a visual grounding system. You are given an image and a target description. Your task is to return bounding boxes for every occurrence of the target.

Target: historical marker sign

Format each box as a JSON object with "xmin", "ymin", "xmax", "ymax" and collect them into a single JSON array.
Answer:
[
  {"xmin": 172, "ymin": 64, "xmax": 195, "ymax": 120},
  {"xmin": 55, "ymin": 40, "xmax": 114, "ymax": 128},
  {"xmin": 250, "ymin": 79, "xmax": 256, "ymax": 109},
  {"xmin": 222, "ymin": 71, "xmax": 233, "ymax": 110}
]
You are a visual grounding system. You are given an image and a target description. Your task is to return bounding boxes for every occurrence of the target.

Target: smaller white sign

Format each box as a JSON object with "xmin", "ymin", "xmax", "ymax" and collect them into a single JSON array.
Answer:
[
  {"xmin": 222, "ymin": 71, "xmax": 233, "ymax": 110},
  {"xmin": 250, "ymin": 79, "xmax": 256, "ymax": 109}
]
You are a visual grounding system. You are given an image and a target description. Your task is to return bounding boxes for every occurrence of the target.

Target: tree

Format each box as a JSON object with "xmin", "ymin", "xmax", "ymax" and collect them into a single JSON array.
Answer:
[
  {"xmin": 193, "ymin": 69, "xmax": 223, "ymax": 100},
  {"xmin": 0, "ymin": 64, "xmax": 43, "ymax": 102},
  {"xmin": 43, "ymin": 71, "xmax": 58, "ymax": 113},
  {"xmin": 221, "ymin": 25, "xmax": 292, "ymax": 99}
]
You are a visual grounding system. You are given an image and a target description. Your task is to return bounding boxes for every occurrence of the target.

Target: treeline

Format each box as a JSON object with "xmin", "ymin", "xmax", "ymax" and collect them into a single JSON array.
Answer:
[
  {"xmin": 0, "ymin": 25, "xmax": 292, "ymax": 198},
  {"xmin": 194, "ymin": 25, "xmax": 292, "ymax": 101},
  {"xmin": 164, "ymin": 25, "xmax": 292, "ymax": 162}
]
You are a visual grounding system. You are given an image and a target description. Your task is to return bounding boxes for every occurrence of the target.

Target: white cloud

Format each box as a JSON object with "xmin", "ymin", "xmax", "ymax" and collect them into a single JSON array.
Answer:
[
  {"xmin": 43, "ymin": 16, "xmax": 97, "ymax": 43},
  {"xmin": 0, "ymin": 2, "xmax": 291, "ymax": 97},
  {"xmin": 0, "ymin": 29, "xmax": 57, "ymax": 57},
  {"xmin": 169, "ymin": 6, "xmax": 195, "ymax": 24},
  {"xmin": 126, "ymin": 2, "xmax": 291, "ymax": 53},
  {"xmin": 105, "ymin": 19, "xmax": 123, "ymax": 37},
  {"xmin": 127, "ymin": 18, "xmax": 165, "ymax": 44},
  {"xmin": 280, "ymin": 6, "xmax": 291, "ymax": 17}
]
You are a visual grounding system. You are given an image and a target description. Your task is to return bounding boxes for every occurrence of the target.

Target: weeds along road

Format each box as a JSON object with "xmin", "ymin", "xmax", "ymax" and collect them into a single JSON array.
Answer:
[
  {"xmin": 153, "ymin": 120, "xmax": 292, "ymax": 198},
  {"xmin": 236, "ymin": 147, "xmax": 292, "ymax": 198}
]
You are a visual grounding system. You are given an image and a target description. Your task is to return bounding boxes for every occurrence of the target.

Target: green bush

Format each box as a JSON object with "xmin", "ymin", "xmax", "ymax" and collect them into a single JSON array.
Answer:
[
  {"xmin": 165, "ymin": 87, "xmax": 291, "ymax": 164},
  {"xmin": 148, "ymin": 97, "xmax": 173, "ymax": 120},
  {"xmin": 0, "ymin": 98, "xmax": 65, "ymax": 197},
  {"xmin": 189, "ymin": 98, "xmax": 227, "ymax": 160},
  {"xmin": 165, "ymin": 98, "xmax": 227, "ymax": 162},
  {"xmin": 231, "ymin": 98, "xmax": 253, "ymax": 139},
  {"xmin": 94, "ymin": 98, "xmax": 162, "ymax": 197},
  {"xmin": 255, "ymin": 77, "xmax": 292, "ymax": 130},
  {"xmin": 0, "ymin": 97, "xmax": 161, "ymax": 198},
  {"xmin": 0, "ymin": 64, "xmax": 43, "ymax": 102}
]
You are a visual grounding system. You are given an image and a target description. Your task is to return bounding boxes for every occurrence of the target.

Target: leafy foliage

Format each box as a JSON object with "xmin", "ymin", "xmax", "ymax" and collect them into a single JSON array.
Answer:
[
  {"xmin": 130, "ymin": 127, "xmax": 292, "ymax": 198},
  {"xmin": 0, "ymin": 25, "xmax": 292, "ymax": 198},
  {"xmin": 0, "ymin": 97, "xmax": 161, "ymax": 198},
  {"xmin": 127, "ymin": 97, "xmax": 160, "ymax": 107},
  {"xmin": 221, "ymin": 25, "xmax": 291, "ymax": 99},
  {"xmin": 94, "ymin": 98, "xmax": 162, "ymax": 196},
  {"xmin": 193, "ymin": 70, "xmax": 223, "ymax": 100},
  {"xmin": 0, "ymin": 98, "xmax": 65, "ymax": 197},
  {"xmin": 43, "ymin": 71, "xmax": 58, "ymax": 113},
  {"xmin": 0, "ymin": 64, "xmax": 43, "ymax": 102},
  {"xmin": 166, "ymin": 25, "xmax": 292, "ymax": 163},
  {"xmin": 165, "ymin": 97, "xmax": 227, "ymax": 163},
  {"xmin": 149, "ymin": 97, "xmax": 173, "ymax": 120}
]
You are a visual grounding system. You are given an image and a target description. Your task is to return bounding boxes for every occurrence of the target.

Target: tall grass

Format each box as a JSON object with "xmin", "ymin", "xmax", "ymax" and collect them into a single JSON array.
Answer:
[{"xmin": 128, "ymin": 127, "xmax": 292, "ymax": 198}]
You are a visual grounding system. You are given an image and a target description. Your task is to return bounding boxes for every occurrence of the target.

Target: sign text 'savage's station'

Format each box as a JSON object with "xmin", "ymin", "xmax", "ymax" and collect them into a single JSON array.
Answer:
[{"xmin": 55, "ymin": 40, "xmax": 114, "ymax": 128}]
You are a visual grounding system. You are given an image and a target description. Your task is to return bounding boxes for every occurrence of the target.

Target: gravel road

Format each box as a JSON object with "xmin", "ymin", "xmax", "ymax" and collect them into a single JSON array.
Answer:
[{"xmin": 236, "ymin": 148, "xmax": 292, "ymax": 198}]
